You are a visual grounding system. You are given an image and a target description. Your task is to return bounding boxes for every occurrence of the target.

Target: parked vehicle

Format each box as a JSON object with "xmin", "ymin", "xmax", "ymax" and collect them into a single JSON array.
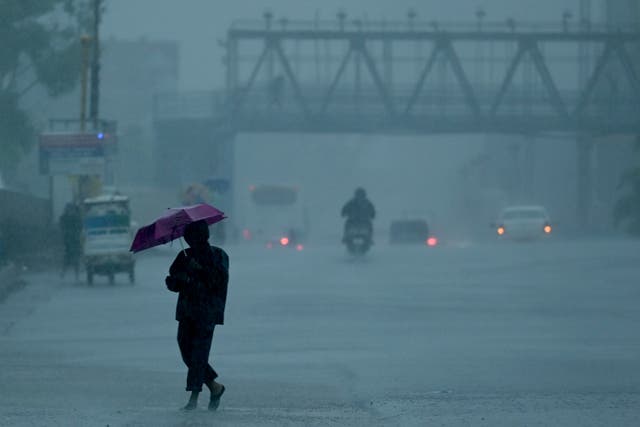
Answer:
[
  {"xmin": 83, "ymin": 194, "xmax": 135, "ymax": 285},
  {"xmin": 390, "ymin": 218, "xmax": 430, "ymax": 244}
]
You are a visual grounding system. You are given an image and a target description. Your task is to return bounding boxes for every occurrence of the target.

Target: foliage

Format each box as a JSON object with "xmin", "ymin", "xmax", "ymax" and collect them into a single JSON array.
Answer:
[
  {"xmin": 0, "ymin": 91, "xmax": 33, "ymax": 173},
  {"xmin": 0, "ymin": 0, "xmax": 89, "ymax": 174}
]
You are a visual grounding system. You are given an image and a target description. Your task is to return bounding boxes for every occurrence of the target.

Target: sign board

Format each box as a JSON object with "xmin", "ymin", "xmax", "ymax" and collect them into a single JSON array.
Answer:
[{"xmin": 39, "ymin": 132, "xmax": 117, "ymax": 176}]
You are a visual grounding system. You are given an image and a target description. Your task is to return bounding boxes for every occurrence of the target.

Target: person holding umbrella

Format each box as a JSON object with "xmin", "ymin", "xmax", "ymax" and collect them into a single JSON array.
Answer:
[
  {"xmin": 165, "ymin": 219, "xmax": 229, "ymax": 410},
  {"xmin": 131, "ymin": 204, "xmax": 228, "ymax": 411}
]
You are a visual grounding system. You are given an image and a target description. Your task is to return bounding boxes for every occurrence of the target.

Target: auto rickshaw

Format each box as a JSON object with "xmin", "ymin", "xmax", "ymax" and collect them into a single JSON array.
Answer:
[{"xmin": 83, "ymin": 194, "xmax": 135, "ymax": 285}]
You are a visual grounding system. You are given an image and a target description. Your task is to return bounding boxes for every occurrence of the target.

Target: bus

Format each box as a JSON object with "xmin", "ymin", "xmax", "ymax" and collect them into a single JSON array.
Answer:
[{"xmin": 242, "ymin": 184, "xmax": 308, "ymax": 250}]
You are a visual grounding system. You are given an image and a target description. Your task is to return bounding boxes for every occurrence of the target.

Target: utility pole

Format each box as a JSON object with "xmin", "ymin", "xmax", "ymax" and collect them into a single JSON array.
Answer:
[
  {"xmin": 80, "ymin": 34, "xmax": 91, "ymax": 132},
  {"xmin": 77, "ymin": 0, "xmax": 105, "ymax": 200},
  {"xmin": 89, "ymin": 0, "xmax": 102, "ymax": 130}
]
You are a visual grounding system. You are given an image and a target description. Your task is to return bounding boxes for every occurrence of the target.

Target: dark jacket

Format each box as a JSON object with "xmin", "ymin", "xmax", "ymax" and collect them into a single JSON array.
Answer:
[
  {"xmin": 59, "ymin": 206, "xmax": 83, "ymax": 254},
  {"xmin": 341, "ymin": 197, "xmax": 376, "ymax": 223},
  {"xmin": 166, "ymin": 245, "xmax": 229, "ymax": 325}
]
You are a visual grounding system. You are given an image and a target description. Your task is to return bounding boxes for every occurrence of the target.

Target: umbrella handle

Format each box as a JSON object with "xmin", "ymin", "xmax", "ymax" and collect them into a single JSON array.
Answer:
[
  {"xmin": 179, "ymin": 237, "xmax": 187, "ymax": 257},
  {"xmin": 169, "ymin": 221, "xmax": 185, "ymax": 256}
]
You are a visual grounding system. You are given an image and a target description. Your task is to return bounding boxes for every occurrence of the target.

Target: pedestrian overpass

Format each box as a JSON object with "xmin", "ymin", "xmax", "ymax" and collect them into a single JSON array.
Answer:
[{"xmin": 153, "ymin": 19, "xmax": 640, "ymax": 227}]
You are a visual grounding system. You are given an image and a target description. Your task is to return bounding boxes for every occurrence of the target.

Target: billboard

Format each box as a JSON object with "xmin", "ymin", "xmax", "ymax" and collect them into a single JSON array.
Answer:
[{"xmin": 39, "ymin": 132, "xmax": 117, "ymax": 176}]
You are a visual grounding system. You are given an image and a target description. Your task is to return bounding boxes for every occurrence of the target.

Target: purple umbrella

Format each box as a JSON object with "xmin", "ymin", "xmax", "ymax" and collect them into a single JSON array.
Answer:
[{"xmin": 130, "ymin": 203, "xmax": 225, "ymax": 253}]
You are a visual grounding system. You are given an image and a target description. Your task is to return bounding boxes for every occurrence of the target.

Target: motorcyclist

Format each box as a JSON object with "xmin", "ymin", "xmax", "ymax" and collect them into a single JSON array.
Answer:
[{"xmin": 341, "ymin": 187, "xmax": 375, "ymax": 243}]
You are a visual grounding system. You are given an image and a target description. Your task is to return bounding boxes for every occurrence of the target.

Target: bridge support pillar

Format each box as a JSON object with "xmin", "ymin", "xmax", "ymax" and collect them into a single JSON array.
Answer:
[
  {"xmin": 576, "ymin": 134, "xmax": 594, "ymax": 231},
  {"xmin": 522, "ymin": 135, "xmax": 536, "ymax": 200}
]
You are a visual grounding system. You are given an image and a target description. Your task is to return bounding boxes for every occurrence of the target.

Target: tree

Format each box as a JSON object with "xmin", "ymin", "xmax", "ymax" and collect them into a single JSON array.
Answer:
[
  {"xmin": 614, "ymin": 140, "xmax": 640, "ymax": 236},
  {"xmin": 0, "ymin": 0, "xmax": 88, "ymax": 175}
]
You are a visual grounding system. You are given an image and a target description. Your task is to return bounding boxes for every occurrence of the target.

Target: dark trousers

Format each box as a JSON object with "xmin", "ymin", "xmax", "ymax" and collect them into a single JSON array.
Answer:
[
  {"xmin": 177, "ymin": 320, "xmax": 218, "ymax": 392},
  {"xmin": 62, "ymin": 244, "xmax": 81, "ymax": 278}
]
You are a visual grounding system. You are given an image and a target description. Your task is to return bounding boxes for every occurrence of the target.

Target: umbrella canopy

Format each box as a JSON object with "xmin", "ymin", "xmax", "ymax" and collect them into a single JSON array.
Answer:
[{"xmin": 130, "ymin": 203, "xmax": 225, "ymax": 253}]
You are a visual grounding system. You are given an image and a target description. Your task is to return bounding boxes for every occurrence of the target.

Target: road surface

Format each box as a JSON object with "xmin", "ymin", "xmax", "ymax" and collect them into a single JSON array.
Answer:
[{"xmin": 1, "ymin": 238, "xmax": 640, "ymax": 426}]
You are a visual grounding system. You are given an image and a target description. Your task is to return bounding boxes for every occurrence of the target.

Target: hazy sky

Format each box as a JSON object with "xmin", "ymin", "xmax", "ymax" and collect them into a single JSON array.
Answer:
[{"xmin": 103, "ymin": 0, "xmax": 586, "ymax": 90}]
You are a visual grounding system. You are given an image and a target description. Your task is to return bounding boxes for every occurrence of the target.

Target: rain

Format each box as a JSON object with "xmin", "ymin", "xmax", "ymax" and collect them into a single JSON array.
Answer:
[{"xmin": 1, "ymin": 0, "xmax": 640, "ymax": 425}]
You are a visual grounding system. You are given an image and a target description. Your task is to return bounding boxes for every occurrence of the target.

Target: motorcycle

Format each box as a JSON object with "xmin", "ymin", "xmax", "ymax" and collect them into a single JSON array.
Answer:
[{"xmin": 343, "ymin": 220, "xmax": 372, "ymax": 256}]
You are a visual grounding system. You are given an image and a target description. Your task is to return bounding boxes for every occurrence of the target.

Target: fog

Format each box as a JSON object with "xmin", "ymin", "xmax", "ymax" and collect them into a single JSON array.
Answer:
[{"xmin": 1, "ymin": 0, "xmax": 640, "ymax": 425}]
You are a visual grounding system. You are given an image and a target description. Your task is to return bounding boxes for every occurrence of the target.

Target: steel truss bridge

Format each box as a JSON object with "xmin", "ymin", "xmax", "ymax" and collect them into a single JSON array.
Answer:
[{"xmin": 156, "ymin": 19, "xmax": 640, "ymax": 134}]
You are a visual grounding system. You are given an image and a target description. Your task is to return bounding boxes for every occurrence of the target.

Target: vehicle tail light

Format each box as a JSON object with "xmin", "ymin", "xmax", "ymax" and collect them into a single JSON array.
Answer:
[
  {"xmin": 280, "ymin": 237, "xmax": 290, "ymax": 246},
  {"xmin": 544, "ymin": 225, "xmax": 552, "ymax": 234},
  {"xmin": 426, "ymin": 237, "xmax": 438, "ymax": 247},
  {"xmin": 296, "ymin": 244, "xmax": 304, "ymax": 251},
  {"xmin": 497, "ymin": 226, "xmax": 505, "ymax": 235}
]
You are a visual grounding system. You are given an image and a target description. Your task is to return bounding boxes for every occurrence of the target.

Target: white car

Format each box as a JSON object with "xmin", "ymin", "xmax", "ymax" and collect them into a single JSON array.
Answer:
[{"xmin": 494, "ymin": 205, "xmax": 552, "ymax": 240}]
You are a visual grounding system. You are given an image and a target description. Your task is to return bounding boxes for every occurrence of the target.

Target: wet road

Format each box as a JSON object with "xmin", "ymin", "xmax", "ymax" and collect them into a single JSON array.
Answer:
[{"xmin": 1, "ymin": 238, "xmax": 640, "ymax": 426}]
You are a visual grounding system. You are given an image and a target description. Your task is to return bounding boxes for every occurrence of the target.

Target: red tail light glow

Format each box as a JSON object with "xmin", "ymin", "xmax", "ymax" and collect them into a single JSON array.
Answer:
[
  {"xmin": 426, "ymin": 237, "xmax": 438, "ymax": 247},
  {"xmin": 497, "ymin": 226, "xmax": 505, "ymax": 235},
  {"xmin": 544, "ymin": 225, "xmax": 552, "ymax": 234},
  {"xmin": 280, "ymin": 237, "xmax": 290, "ymax": 246},
  {"xmin": 296, "ymin": 244, "xmax": 304, "ymax": 251}
]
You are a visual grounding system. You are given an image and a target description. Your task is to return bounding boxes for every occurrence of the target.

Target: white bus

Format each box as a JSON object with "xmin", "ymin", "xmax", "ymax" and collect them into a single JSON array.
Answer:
[{"xmin": 242, "ymin": 184, "xmax": 308, "ymax": 250}]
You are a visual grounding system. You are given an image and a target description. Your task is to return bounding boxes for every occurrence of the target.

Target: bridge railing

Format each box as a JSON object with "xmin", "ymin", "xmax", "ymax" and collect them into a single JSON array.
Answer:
[{"xmin": 230, "ymin": 19, "xmax": 640, "ymax": 34}]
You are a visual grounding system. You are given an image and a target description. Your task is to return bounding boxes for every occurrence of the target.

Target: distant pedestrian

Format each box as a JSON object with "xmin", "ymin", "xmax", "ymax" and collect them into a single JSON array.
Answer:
[
  {"xmin": 59, "ymin": 202, "xmax": 83, "ymax": 280},
  {"xmin": 165, "ymin": 219, "xmax": 229, "ymax": 410}
]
